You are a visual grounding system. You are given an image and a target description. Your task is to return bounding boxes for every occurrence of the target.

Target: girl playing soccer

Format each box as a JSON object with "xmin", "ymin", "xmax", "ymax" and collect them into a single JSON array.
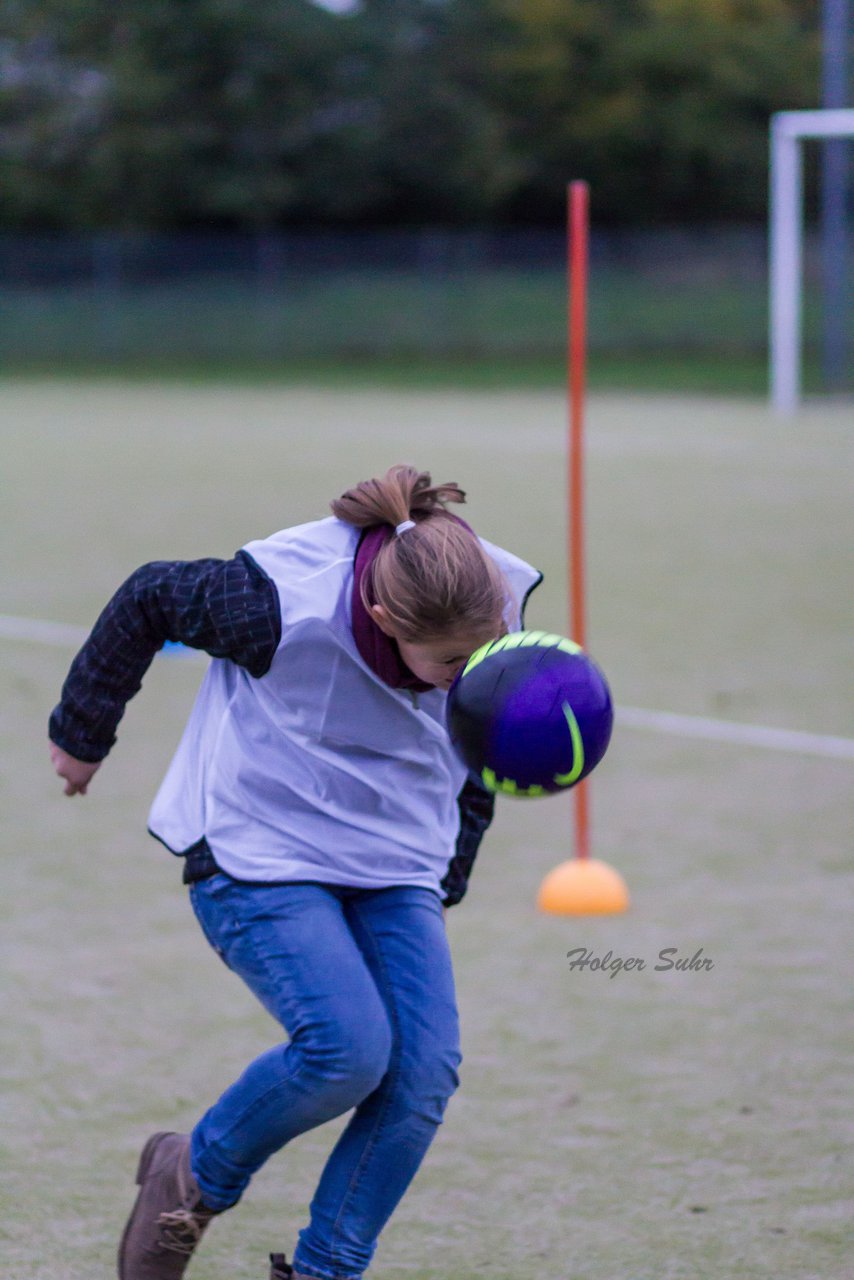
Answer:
[{"xmin": 49, "ymin": 465, "xmax": 541, "ymax": 1280}]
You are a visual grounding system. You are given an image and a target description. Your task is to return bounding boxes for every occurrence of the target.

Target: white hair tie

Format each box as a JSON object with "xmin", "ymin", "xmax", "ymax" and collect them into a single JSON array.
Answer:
[{"xmin": 395, "ymin": 520, "xmax": 416, "ymax": 536}]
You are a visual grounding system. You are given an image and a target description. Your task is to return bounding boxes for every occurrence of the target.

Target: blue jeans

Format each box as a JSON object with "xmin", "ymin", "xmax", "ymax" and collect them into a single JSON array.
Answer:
[{"xmin": 188, "ymin": 876, "xmax": 461, "ymax": 1280}]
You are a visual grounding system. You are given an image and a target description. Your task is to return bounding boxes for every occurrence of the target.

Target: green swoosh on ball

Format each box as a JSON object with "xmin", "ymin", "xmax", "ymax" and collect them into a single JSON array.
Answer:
[{"xmin": 553, "ymin": 702, "xmax": 584, "ymax": 785}]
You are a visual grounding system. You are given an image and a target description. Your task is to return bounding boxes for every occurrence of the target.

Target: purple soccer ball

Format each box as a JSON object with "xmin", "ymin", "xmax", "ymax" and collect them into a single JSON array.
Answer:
[{"xmin": 447, "ymin": 631, "xmax": 613, "ymax": 796}]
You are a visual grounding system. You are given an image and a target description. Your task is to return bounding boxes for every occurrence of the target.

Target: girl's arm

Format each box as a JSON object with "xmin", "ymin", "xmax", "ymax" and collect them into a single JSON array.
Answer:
[
  {"xmin": 48, "ymin": 553, "xmax": 280, "ymax": 787},
  {"xmin": 441, "ymin": 774, "xmax": 496, "ymax": 908}
]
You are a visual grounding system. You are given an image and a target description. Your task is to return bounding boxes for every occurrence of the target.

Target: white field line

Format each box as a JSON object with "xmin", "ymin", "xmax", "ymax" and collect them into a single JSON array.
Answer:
[
  {"xmin": 615, "ymin": 706, "xmax": 854, "ymax": 762},
  {"xmin": 3, "ymin": 613, "xmax": 853, "ymax": 762},
  {"xmin": 0, "ymin": 614, "xmax": 91, "ymax": 646}
]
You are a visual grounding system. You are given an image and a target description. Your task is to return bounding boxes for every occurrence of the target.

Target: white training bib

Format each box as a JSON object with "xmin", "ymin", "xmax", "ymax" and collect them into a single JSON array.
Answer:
[{"xmin": 148, "ymin": 517, "xmax": 541, "ymax": 891}]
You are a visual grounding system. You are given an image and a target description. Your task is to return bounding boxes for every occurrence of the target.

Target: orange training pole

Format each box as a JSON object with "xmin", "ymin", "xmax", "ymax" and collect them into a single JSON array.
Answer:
[
  {"xmin": 568, "ymin": 180, "xmax": 590, "ymax": 861},
  {"xmin": 538, "ymin": 205, "xmax": 629, "ymax": 915}
]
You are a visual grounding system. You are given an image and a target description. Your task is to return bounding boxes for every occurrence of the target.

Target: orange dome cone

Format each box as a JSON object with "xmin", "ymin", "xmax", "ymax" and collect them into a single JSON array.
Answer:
[{"xmin": 537, "ymin": 858, "xmax": 629, "ymax": 915}]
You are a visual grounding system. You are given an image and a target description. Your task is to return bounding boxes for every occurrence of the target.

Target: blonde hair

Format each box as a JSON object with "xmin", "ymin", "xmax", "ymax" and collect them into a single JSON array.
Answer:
[{"xmin": 331, "ymin": 464, "xmax": 510, "ymax": 641}]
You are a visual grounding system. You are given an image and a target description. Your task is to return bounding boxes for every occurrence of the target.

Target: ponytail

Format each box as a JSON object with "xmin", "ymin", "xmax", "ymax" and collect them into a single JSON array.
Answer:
[
  {"xmin": 331, "ymin": 464, "xmax": 466, "ymax": 529},
  {"xmin": 331, "ymin": 465, "xmax": 511, "ymax": 641}
]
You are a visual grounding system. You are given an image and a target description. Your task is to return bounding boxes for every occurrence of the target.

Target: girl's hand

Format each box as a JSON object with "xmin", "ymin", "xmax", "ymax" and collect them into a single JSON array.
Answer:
[{"xmin": 49, "ymin": 741, "xmax": 101, "ymax": 796}]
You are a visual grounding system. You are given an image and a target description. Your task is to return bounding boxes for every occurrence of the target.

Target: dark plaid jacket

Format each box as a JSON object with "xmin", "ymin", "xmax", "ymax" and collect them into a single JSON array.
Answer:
[{"xmin": 49, "ymin": 553, "xmax": 495, "ymax": 907}]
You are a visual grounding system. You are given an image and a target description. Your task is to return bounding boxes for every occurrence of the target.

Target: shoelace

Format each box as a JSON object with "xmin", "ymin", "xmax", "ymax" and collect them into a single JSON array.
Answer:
[{"xmin": 157, "ymin": 1205, "xmax": 215, "ymax": 1256}]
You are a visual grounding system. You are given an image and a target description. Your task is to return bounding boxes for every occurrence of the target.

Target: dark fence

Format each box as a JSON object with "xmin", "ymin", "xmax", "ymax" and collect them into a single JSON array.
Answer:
[{"xmin": 0, "ymin": 228, "xmax": 850, "ymax": 385}]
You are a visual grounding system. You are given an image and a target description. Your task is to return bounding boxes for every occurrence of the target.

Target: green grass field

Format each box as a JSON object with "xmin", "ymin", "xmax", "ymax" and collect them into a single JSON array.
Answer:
[
  {"xmin": 1, "ymin": 378, "xmax": 852, "ymax": 1280},
  {"xmin": 3, "ymin": 273, "xmax": 847, "ymax": 396},
  {"xmin": 1, "ymin": 268, "xmax": 769, "ymax": 360}
]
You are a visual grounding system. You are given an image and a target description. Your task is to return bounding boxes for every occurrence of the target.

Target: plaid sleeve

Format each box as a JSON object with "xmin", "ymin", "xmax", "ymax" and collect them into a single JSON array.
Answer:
[
  {"xmin": 440, "ymin": 773, "xmax": 496, "ymax": 908},
  {"xmin": 48, "ymin": 552, "xmax": 281, "ymax": 763}
]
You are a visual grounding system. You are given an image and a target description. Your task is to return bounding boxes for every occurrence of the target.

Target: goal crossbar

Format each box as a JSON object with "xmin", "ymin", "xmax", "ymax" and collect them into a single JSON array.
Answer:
[{"xmin": 769, "ymin": 108, "xmax": 854, "ymax": 414}]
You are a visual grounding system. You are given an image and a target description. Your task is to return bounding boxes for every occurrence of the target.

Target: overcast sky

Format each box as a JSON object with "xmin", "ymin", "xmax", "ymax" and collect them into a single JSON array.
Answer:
[{"xmin": 310, "ymin": 0, "xmax": 359, "ymax": 12}]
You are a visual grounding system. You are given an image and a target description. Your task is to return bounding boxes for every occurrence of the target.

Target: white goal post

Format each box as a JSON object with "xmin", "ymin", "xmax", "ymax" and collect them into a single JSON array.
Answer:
[{"xmin": 769, "ymin": 108, "xmax": 854, "ymax": 415}]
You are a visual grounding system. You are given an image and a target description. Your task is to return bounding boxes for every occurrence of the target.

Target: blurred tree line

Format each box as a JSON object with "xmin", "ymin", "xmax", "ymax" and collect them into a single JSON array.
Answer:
[{"xmin": 0, "ymin": 0, "xmax": 820, "ymax": 230}]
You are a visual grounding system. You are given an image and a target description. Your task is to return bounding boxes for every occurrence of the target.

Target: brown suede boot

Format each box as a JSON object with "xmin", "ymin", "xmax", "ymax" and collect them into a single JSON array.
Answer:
[
  {"xmin": 268, "ymin": 1254, "xmax": 321, "ymax": 1279},
  {"xmin": 118, "ymin": 1132, "xmax": 222, "ymax": 1279}
]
